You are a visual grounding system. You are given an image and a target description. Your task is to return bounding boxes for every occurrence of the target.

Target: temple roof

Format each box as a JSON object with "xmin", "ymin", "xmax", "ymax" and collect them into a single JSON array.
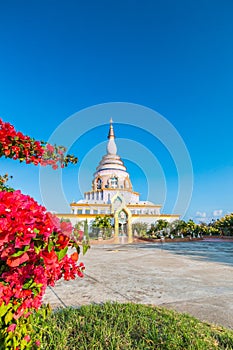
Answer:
[{"xmin": 94, "ymin": 120, "xmax": 128, "ymax": 175}]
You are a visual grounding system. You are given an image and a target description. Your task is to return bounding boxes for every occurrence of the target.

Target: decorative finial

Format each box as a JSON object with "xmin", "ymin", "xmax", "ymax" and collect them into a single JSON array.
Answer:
[
  {"xmin": 107, "ymin": 119, "xmax": 117, "ymax": 155},
  {"xmin": 108, "ymin": 119, "xmax": 115, "ymax": 140}
]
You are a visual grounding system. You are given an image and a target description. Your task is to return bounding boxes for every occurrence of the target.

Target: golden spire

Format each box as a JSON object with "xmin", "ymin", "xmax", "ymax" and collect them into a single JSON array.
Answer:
[{"xmin": 108, "ymin": 118, "xmax": 115, "ymax": 139}]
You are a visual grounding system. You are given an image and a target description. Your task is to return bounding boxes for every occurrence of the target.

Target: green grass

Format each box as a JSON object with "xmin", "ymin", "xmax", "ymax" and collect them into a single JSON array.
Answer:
[{"xmin": 41, "ymin": 302, "xmax": 233, "ymax": 349}]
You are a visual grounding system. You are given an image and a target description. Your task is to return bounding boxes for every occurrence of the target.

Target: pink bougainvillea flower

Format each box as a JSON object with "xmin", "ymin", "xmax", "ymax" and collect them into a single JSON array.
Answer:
[
  {"xmin": 0, "ymin": 118, "xmax": 83, "ymax": 349},
  {"xmin": 0, "ymin": 118, "xmax": 77, "ymax": 168},
  {"xmin": 7, "ymin": 252, "xmax": 29, "ymax": 267},
  {"xmin": 56, "ymin": 233, "xmax": 69, "ymax": 249},
  {"xmin": 23, "ymin": 335, "xmax": 31, "ymax": 342},
  {"xmin": 73, "ymin": 230, "xmax": 84, "ymax": 242},
  {"xmin": 7, "ymin": 323, "xmax": 17, "ymax": 332},
  {"xmin": 41, "ymin": 249, "xmax": 58, "ymax": 266},
  {"xmin": 46, "ymin": 144, "xmax": 54, "ymax": 153},
  {"xmin": 0, "ymin": 229, "xmax": 9, "ymax": 245},
  {"xmin": 71, "ymin": 252, "xmax": 79, "ymax": 262},
  {"xmin": 0, "ymin": 188, "xmax": 84, "ymax": 324},
  {"xmin": 60, "ymin": 220, "xmax": 73, "ymax": 237},
  {"xmin": 47, "ymin": 212, "xmax": 60, "ymax": 231}
]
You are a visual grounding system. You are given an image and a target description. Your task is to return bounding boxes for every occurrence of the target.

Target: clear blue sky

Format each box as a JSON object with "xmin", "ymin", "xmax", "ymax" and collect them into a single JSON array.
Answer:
[{"xmin": 0, "ymin": 0, "xmax": 233, "ymax": 222}]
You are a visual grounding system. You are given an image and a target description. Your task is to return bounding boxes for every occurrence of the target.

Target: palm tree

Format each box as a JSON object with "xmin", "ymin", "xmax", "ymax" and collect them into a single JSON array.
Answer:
[
  {"xmin": 171, "ymin": 220, "xmax": 187, "ymax": 237},
  {"xmin": 213, "ymin": 213, "xmax": 233, "ymax": 236},
  {"xmin": 153, "ymin": 219, "xmax": 169, "ymax": 237}
]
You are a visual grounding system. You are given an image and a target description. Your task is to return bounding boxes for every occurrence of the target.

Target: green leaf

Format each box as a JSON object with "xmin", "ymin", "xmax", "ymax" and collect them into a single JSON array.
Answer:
[
  {"xmin": 34, "ymin": 245, "xmax": 41, "ymax": 254},
  {"xmin": 5, "ymin": 311, "xmax": 13, "ymax": 324},
  {"xmin": 11, "ymin": 250, "xmax": 24, "ymax": 257},
  {"xmin": 56, "ymin": 247, "xmax": 68, "ymax": 261},
  {"xmin": 13, "ymin": 335, "xmax": 19, "ymax": 349},
  {"xmin": 11, "ymin": 245, "xmax": 29, "ymax": 257},
  {"xmin": 82, "ymin": 242, "xmax": 90, "ymax": 255},
  {"xmin": 13, "ymin": 304, "xmax": 19, "ymax": 312},
  {"xmin": 23, "ymin": 278, "xmax": 33, "ymax": 289},
  {"xmin": 0, "ymin": 303, "xmax": 12, "ymax": 317},
  {"xmin": 30, "ymin": 282, "xmax": 43, "ymax": 290},
  {"xmin": 48, "ymin": 239, "xmax": 53, "ymax": 252}
]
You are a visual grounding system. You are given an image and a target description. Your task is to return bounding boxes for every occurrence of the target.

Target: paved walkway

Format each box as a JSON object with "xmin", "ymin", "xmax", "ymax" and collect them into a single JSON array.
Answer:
[{"xmin": 43, "ymin": 242, "xmax": 233, "ymax": 329}]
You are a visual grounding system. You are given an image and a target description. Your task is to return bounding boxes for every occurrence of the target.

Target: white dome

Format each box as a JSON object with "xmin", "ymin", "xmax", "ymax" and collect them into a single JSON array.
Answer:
[
  {"xmin": 93, "ymin": 121, "xmax": 132, "ymax": 190},
  {"xmin": 107, "ymin": 138, "xmax": 117, "ymax": 155}
]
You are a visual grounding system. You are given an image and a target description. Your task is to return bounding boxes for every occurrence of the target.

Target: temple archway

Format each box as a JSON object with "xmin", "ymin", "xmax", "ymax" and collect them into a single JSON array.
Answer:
[{"xmin": 110, "ymin": 192, "xmax": 132, "ymax": 243}]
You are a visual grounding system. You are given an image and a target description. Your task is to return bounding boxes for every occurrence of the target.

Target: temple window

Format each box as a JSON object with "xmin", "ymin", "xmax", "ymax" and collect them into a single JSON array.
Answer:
[
  {"xmin": 97, "ymin": 178, "xmax": 102, "ymax": 189},
  {"xmin": 110, "ymin": 176, "xmax": 118, "ymax": 188},
  {"xmin": 85, "ymin": 209, "xmax": 90, "ymax": 214},
  {"xmin": 77, "ymin": 209, "xmax": 82, "ymax": 214}
]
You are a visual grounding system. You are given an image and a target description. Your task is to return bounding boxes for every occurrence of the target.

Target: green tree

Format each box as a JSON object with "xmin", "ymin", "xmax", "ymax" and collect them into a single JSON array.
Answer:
[
  {"xmin": 171, "ymin": 220, "xmax": 187, "ymax": 237},
  {"xmin": 213, "ymin": 213, "xmax": 233, "ymax": 236},
  {"xmin": 153, "ymin": 220, "xmax": 169, "ymax": 237},
  {"xmin": 132, "ymin": 222, "xmax": 148, "ymax": 237},
  {"xmin": 74, "ymin": 220, "xmax": 85, "ymax": 231},
  {"xmin": 91, "ymin": 215, "xmax": 112, "ymax": 239},
  {"xmin": 184, "ymin": 219, "xmax": 197, "ymax": 237}
]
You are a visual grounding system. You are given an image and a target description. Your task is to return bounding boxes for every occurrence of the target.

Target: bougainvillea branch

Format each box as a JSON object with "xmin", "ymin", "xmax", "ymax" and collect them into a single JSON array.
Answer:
[
  {"xmin": 0, "ymin": 190, "xmax": 84, "ymax": 308},
  {"xmin": 0, "ymin": 118, "xmax": 77, "ymax": 168},
  {"xmin": 0, "ymin": 174, "xmax": 14, "ymax": 192},
  {"xmin": 0, "ymin": 118, "xmax": 86, "ymax": 349},
  {"xmin": 0, "ymin": 190, "xmax": 85, "ymax": 349}
]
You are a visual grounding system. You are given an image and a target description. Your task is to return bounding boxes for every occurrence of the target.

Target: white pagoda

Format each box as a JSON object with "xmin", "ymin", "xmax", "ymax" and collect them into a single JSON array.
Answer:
[{"xmin": 58, "ymin": 120, "xmax": 179, "ymax": 243}]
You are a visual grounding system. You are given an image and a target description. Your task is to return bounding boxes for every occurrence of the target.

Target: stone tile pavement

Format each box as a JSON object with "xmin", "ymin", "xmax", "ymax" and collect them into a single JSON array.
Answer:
[{"xmin": 43, "ymin": 242, "xmax": 233, "ymax": 329}]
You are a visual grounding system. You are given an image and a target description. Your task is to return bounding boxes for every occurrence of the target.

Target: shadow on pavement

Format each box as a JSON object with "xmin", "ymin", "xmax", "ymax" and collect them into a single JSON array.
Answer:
[{"xmin": 133, "ymin": 241, "xmax": 233, "ymax": 266}]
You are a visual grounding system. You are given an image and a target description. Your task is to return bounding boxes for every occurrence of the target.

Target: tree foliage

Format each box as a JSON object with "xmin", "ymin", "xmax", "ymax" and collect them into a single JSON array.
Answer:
[
  {"xmin": 213, "ymin": 214, "xmax": 233, "ymax": 236},
  {"xmin": 136, "ymin": 213, "xmax": 233, "ymax": 240},
  {"xmin": 91, "ymin": 215, "xmax": 112, "ymax": 239}
]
